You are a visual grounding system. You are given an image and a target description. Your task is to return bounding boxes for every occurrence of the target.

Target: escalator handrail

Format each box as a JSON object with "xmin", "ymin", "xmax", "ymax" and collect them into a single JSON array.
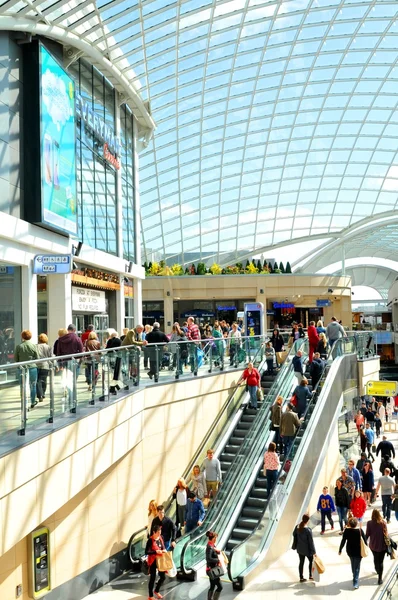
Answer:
[
  {"xmin": 178, "ymin": 338, "xmax": 309, "ymax": 574},
  {"xmin": 227, "ymin": 334, "xmax": 362, "ymax": 583},
  {"xmin": 127, "ymin": 337, "xmax": 268, "ymax": 565}
]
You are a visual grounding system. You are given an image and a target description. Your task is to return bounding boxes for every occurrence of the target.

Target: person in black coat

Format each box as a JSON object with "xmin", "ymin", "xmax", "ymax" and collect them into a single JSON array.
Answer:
[
  {"xmin": 335, "ymin": 479, "xmax": 350, "ymax": 533},
  {"xmin": 205, "ymin": 530, "xmax": 223, "ymax": 599},
  {"xmin": 145, "ymin": 322, "xmax": 169, "ymax": 382},
  {"xmin": 376, "ymin": 436, "xmax": 395, "ymax": 460},
  {"xmin": 338, "ymin": 517, "xmax": 367, "ymax": 589},
  {"xmin": 292, "ymin": 514, "xmax": 316, "ymax": 582},
  {"xmin": 309, "ymin": 353, "xmax": 324, "ymax": 389},
  {"xmin": 270, "ymin": 329, "xmax": 284, "ymax": 359}
]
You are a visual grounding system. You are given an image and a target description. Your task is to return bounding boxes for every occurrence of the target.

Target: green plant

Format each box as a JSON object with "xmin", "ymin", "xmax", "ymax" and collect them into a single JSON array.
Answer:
[
  {"xmin": 245, "ymin": 259, "xmax": 250, "ymax": 268},
  {"xmin": 268, "ymin": 261, "xmax": 273, "ymax": 272},
  {"xmin": 171, "ymin": 263, "xmax": 184, "ymax": 276},
  {"xmin": 210, "ymin": 262, "xmax": 222, "ymax": 275},
  {"xmin": 148, "ymin": 262, "xmax": 161, "ymax": 276},
  {"xmin": 197, "ymin": 262, "xmax": 207, "ymax": 275},
  {"xmin": 256, "ymin": 259, "xmax": 262, "ymax": 272},
  {"xmin": 286, "ymin": 261, "xmax": 292, "ymax": 273},
  {"xmin": 184, "ymin": 267, "xmax": 190, "ymax": 274},
  {"xmin": 246, "ymin": 262, "xmax": 258, "ymax": 274},
  {"xmin": 279, "ymin": 261, "xmax": 285, "ymax": 273}
]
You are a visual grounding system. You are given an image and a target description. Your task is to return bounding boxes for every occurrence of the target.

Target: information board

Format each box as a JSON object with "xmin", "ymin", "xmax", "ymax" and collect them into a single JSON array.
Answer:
[
  {"xmin": 72, "ymin": 287, "xmax": 106, "ymax": 313},
  {"xmin": 29, "ymin": 527, "xmax": 51, "ymax": 599},
  {"xmin": 244, "ymin": 302, "xmax": 264, "ymax": 337},
  {"xmin": 366, "ymin": 380, "xmax": 397, "ymax": 397},
  {"xmin": 33, "ymin": 254, "xmax": 71, "ymax": 275}
]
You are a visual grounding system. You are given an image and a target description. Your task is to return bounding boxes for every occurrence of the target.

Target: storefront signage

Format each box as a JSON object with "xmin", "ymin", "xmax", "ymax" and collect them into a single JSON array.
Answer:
[
  {"xmin": 366, "ymin": 380, "xmax": 397, "ymax": 397},
  {"xmin": 316, "ymin": 299, "xmax": 332, "ymax": 307},
  {"xmin": 29, "ymin": 527, "xmax": 51, "ymax": 598},
  {"xmin": 72, "ymin": 287, "xmax": 106, "ymax": 312},
  {"xmin": 40, "ymin": 45, "xmax": 77, "ymax": 235},
  {"xmin": 103, "ymin": 143, "xmax": 120, "ymax": 170},
  {"xmin": 217, "ymin": 305, "xmax": 235, "ymax": 311},
  {"xmin": 76, "ymin": 93, "xmax": 121, "ymax": 155},
  {"xmin": 273, "ymin": 302, "xmax": 294, "ymax": 309},
  {"xmin": 181, "ymin": 310, "xmax": 215, "ymax": 318},
  {"xmin": 0, "ymin": 266, "xmax": 14, "ymax": 274},
  {"xmin": 33, "ymin": 254, "xmax": 71, "ymax": 274}
]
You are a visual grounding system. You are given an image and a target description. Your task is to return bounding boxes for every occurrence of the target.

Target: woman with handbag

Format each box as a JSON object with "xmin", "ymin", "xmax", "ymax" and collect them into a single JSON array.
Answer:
[
  {"xmin": 242, "ymin": 362, "xmax": 261, "ymax": 410},
  {"xmin": 339, "ymin": 517, "xmax": 367, "ymax": 589},
  {"xmin": 263, "ymin": 442, "xmax": 280, "ymax": 498},
  {"xmin": 270, "ymin": 395, "xmax": 283, "ymax": 453},
  {"xmin": 292, "ymin": 514, "xmax": 316, "ymax": 583},
  {"xmin": 365, "ymin": 509, "xmax": 389, "ymax": 585},
  {"xmin": 145, "ymin": 525, "xmax": 167, "ymax": 600},
  {"xmin": 173, "ymin": 478, "xmax": 188, "ymax": 536},
  {"xmin": 205, "ymin": 530, "xmax": 223, "ymax": 599}
]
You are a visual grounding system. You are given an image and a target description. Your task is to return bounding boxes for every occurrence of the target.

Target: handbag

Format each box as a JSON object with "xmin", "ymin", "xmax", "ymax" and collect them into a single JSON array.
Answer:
[
  {"xmin": 168, "ymin": 557, "xmax": 177, "ymax": 577},
  {"xmin": 257, "ymin": 388, "xmax": 264, "ymax": 401},
  {"xmin": 290, "ymin": 393, "xmax": 297, "ymax": 407},
  {"xmin": 221, "ymin": 550, "xmax": 229, "ymax": 565},
  {"xmin": 360, "ymin": 535, "xmax": 368, "ymax": 558},
  {"xmin": 208, "ymin": 565, "xmax": 224, "ymax": 580},
  {"xmin": 314, "ymin": 554, "xmax": 325, "ymax": 574},
  {"xmin": 372, "ymin": 444, "xmax": 376, "ymax": 452},
  {"xmin": 156, "ymin": 551, "xmax": 174, "ymax": 572},
  {"xmin": 140, "ymin": 556, "xmax": 149, "ymax": 575}
]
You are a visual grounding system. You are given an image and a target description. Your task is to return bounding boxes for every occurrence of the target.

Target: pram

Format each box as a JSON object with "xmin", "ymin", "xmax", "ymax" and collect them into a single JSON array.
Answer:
[{"xmin": 160, "ymin": 351, "xmax": 173, "ymax": 370}]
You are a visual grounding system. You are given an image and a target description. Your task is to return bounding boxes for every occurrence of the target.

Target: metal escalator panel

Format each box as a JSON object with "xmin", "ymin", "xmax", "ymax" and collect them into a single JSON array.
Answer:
[
  {"xmin": 227, "ymin": 335, "xmax": 365, "ymax": 590},
  {"xmin": 178, "ymin": 339, "xmax": 310, "ymax": 575}
]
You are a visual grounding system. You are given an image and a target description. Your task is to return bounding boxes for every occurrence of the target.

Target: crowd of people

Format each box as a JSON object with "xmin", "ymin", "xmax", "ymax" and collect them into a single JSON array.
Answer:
[{"xmin": 292, "ymin": 393, "xmax": 398, "ymax": 590}]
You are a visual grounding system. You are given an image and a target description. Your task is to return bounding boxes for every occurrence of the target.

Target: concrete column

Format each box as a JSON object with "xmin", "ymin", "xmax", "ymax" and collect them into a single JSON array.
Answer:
[
  {"xmin": 116, "ymin": 278, "xmax": 125, "ymax": 332},
  {"xmin": 47, "ymin": 274, "xmax": 72, "ymax": 345},
  {"xmin": 115, "ymin": 92, "xmax": 124, "ymax": 260},
  {"xmin": 255, "ymin": 296, "xmax": 267, "ymax": 335},
  {"xmin": 21, "ymin": 264, "xmax": 38, "ymax": 340},
  {"xmin": 164, "ymin": 294, "xmax": 173, "ymax": 329},
  {"xmin": 133, "ymin": 278, "xmax": 142, "ymax": 326}
]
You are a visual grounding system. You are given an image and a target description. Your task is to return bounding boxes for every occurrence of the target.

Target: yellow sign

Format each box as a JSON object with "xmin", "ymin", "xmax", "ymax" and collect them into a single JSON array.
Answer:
[
  {"xmin": 366, "ymin": 380, "xmax": 397, "ymax": 397},
  {"xmin": 28, "ymin": 527, "xmax": 51, "ymax": 599}
]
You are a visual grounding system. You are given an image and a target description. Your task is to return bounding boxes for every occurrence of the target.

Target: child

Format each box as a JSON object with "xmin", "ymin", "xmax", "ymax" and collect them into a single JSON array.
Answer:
[
  {"xmin": 265, "ymin": 341, "xmax": 276, "ymax": 375},
  {"xmin": 350, "ymin": 490, "xmax": 367, "ymax": 526},
  {"xmin": 392, "ymin": 484, "xmax": 398, "ymax": 522},
  {"xmin": 317, "ymin": 486, "xmax": 336, "ymax": 534},
  {"xmin": 374, "ymin": 412, "xmax": 382, "ymax": 438}
]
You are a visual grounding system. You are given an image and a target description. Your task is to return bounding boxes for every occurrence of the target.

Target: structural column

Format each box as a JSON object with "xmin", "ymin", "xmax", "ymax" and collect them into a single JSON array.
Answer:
[
  {"xmin": 21, "ymin": 263, "xmax": 38, "ymax": 340},
  {"xmin": 116, "ymin": 277, "xmax": 125, "ymax": 333},
  {"xmin": 133, "ymin": 278, "xmax": 143, "ymax": 326},
  {"xmin": 164, "ymin": 294, "xmax": 173, "ymax": 329},
  {"xmin": 47, "ymin": 274, "xmax": 72, "ymax": 345}
]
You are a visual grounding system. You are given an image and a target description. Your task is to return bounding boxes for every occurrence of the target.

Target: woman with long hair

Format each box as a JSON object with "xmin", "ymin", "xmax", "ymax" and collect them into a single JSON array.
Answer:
[
  {"xmin": 263, "ymin": 441, "xmax": 280, "ymax": 498},
  {"xmin": 339, "ymin": 517, "xmax": 367, "ymax": 589},
  {"xmin": 362, "ymin": 461, "xmax": 374, "ymax": 505},
  {"xmin": 188, "ymin": 465, "xmax": 206, "ymax": 500},
  {"xmin": 366, "ymin": 509, "xmax": 389, "ymax": 585},
  {"xmin": 205, "ymin": 530, "xmax": 223, "ymax": 599},
  {"xmin": 316, "ymin": 332, "xmax": 329, "ymax": 359},
  {"xmin": 169, "ymin": 323, "xmax": 186, "ymax": 374},
  {"xmin": 292, "ymin": 514, "xmax": 316, "ymax": 582},
  {"xmin": 173, "ymin": 477, "xmax": 188, "ymax": 535},
  {"xmin": 147, "ymin": 499, "xmax": 158, "ymax": 534},
  {"xmin": 145, "ymin": 524, "xmax": 166, "ymax": 600}
]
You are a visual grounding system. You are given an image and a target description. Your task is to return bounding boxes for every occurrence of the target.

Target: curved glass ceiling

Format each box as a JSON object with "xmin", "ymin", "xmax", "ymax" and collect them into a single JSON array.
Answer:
[{"xmin": 1, "ymin": 0, "xmax": 398, "ymax": 267}]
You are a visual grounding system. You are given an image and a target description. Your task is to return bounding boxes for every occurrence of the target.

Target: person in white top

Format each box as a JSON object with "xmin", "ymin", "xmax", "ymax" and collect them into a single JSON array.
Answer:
[
  {"xmin": 386, "ymin": 397, "xmax": 394, "ymax": 421},
  {"xmin": 378, "ymin": 402, "xmax": 386, "ymax": 427},
  {"xmin": 228, "ymin": 322, "xmax": 242, "ymax": 366},
  {"xmin": 147, "ymin": 499, "xmax": 158, "ymax": 534},
  {"xmin": 173, "ymin": 478, "xmax": 188, "ymax": 535}
]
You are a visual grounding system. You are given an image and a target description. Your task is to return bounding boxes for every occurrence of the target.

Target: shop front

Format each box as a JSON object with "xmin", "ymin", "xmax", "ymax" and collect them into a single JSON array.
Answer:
[
  {"xmin": 0, "ymin": 265, "xmax": 22, "ymax": 364},
  {"xmin": 270, "ymin": 302, "xmax": 325, "ymax": 330}
]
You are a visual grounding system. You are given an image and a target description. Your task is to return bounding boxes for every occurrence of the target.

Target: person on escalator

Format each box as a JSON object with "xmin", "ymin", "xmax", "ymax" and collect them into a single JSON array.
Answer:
[
  {"xmin": 265, "ymin": 342, "xmax": 276, "ymax": 375},
  {"xmin": 280, "ymin": 403, "xmax": 302, "ymax": 457},
  {"xmin": 263, "ymin": 442, "xmax": 280, "ymax": 498},
  {"xmin": 185, "ymin": 491, "xmax": 205, "ymax": 533},
  {"xmin": 307, "ymin": 321, "xmax": 319, "ymax": 363},
  {"xmin": 205, "ymin": 531, "xmax": 223, "ymax": 599},
  {"xmin": 150, "ymin": 506, "xmax": 176, "ymax": 551},
  {"xmin": 242, "ymin": 362, "xmax": 261, "ymax": 409},
  {"xmin": 203, "ymin": 449, "xmax": 222, "ymax": 499},
  {"xmin": 145, "ymin": 525, "xmax": 167, "ymax": 600},
  {"xmin": 292, "ymin": 350, "xmax": 304, "ymax": 385},
  {"xmin": 309, "ymin": 353, "xmax": 324, "ymax": 390},
  {"xmin": 270, "ymin": 395, "xmax": 283, "ymax": 453},
  {"xmin": 293, "ymin": 378, "xmax": 312, "ymax": 419}
]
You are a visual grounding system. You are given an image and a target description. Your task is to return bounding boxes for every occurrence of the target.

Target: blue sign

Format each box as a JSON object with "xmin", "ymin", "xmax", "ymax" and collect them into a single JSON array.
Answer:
[
  {"xmin": 40, "ymin": 45, "xmax": 77, "ymax": 235},
  {"xmin": 316, "ymin": 299, "xmax": 332, "ymax": 307},
  {"xmin": 217, "ymin": 306, "xmax": 236, "ymax": 311},
  {"xmin": 33, "ymin": 254, "xmax": 72, "ymax": 274},
  {"xmin": 273, "ymin": 302, "xmax": 295, "ymax": 309}
]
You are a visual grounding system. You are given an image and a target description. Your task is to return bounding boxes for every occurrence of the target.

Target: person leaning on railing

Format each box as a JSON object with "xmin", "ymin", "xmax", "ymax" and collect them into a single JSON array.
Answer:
[{"xmin": 14, "ymin": 329, "xmax": 39, "ymax": 410}]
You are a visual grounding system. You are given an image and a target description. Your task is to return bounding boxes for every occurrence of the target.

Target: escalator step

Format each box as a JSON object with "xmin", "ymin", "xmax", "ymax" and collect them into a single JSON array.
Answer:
[
  {"xmin": 242, "ymin": 507, "xmax": 264, "ymax": 519},
  {"xmin": 219, "ymin": 453, "xmax": 235, "ymax": 463},
  {"xmin": 251, "ymin": 488, "xmax": 267, "ymax": 499},
  {"xmin": 225, "ymin": 445, "xmax": 239, "ymax": 454},
  {"xmin": 238, "ymin": 517, "xmax": 259, "ymax": 529},
  {"xmin": 232, "ymin": 527, "xmax": 252, "ymax": 540},
  {"xmin": 241, "ymin": 414, "xmax": 256, "ymax": 423},
  {"xmin": 255, "ymin": 478, "xmax": 267, "ymax": 488},
  {"xmin": 238, "ymin": 422, "xmax": 251, "ymax": 430},
  {"xmin": 247, "ymin": 497, "xmax": 267, "ymax": 508},
  {"xmin": 226, "ymin": 538, "xmax": 243, "ymax": 550},
  {"xmin": 229, "ymin": 436, "xmax": 245, "ymax": 446}
]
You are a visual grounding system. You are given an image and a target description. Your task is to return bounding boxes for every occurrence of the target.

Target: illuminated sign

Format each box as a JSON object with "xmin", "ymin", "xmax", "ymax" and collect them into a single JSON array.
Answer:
[
  {"xmin": 40, "ymin": 45, "xmax": 77, "ymax": 235},
  {"xmin": 273, "ymin": 302, "xmax": 295, "ymax": 309},
  {"xmin": 76, "ymin": 93, "xmax": 121, "ymax": 155},
  {"xmin": 316, "ymin": 299, "xmax": 332, "ymax": 307},
  {"xmin": 29, "ymin": 527, "xmax": 51, "ymax": 599},
  {"xmin": 33, "ymin": 254, "xmax": 71, "ymax": 274},
  {"xmin": 103, "ymin": 143, "xmax": 121, "ymax": 170}
]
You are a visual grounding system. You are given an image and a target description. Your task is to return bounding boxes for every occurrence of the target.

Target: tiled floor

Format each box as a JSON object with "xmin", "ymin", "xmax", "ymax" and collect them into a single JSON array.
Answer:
[{"xmin": 81, "ymin": 424, "xmax": 398, "ymax": 600}]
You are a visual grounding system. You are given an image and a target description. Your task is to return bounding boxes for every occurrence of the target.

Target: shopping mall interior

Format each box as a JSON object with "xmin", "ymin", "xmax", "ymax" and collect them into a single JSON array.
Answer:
[{"xmin": 0, "ymin": 1, "xmax": 397, "ymax": 599}]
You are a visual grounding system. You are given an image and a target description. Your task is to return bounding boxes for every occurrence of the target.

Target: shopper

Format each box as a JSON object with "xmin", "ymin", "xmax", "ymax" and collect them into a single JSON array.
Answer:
[
  {"xmin": 317, "ymin": 486, "xmax": 335, "ymax": 534},
  {"xmin": 145, "ymin": 525, "xmax": 167, "ymax": 600},
  {"xmin": 379, "ymin": 455, "xmax": 396, "ymax": 479},
  {"xmin": 36, "ymin": 333, "xmax": 54, "ymax": 402},
  {"xmin": 326, "ymin": 316, "xmax": 347, "ymax": 348},
  {"xmin": 347, "ymin": 459, "xmax": 362, "ymax": 491},
  {"xmin": 185, "ymin": 491, "xmax": 205, "ymax": 533},
  {"xmin": 350, "ymin": 490, "xmax": 367, "ymax": 525},
  {"xmin": 307, "ymin": 321, "xmax": 319, "ymax": 363},
  {"xmin": 81, "ymin": 324, "xmax": 94, "ymax": 345},
  {"xmin": 145, "ymin": 323, "xmax": 168, "ymax": 382},
  {"xmin": 309, "ymin": 353, "xmax": 324, "ymax": 390},
  {"xmin": 270, "ymin": 329, "xmax": 284, "ymax": 366},
  {"xmin": 338, "ymin": 517, "xmax": 367, "ymax": 589},
  {"xmin": 228, "ymin": 322, "xmax": 241, "ymax": 367},
  {"xmin": 270, "ymin": 395, "xmax": 283, "ymax": 452},
  {"xmin": 147, "ymin": 500, "xmax": 158, "ymax": 534},
  {"xmin": 376, "ymin": 468, "xmax": 395, "ymax": 523},
  {"xmin": 293, "ymin": 378, "xmax": 312, "ymax": 419},
  {"xmin": 205, "ymin": 531, "xmax": 223, "ymax": 599},
  {"xmin": 335, "ymin": 479, "xmax": 350, "ymax": 534},
  {"xmin": 366, "ymin": 509, "xmax": 389, "ymax": 585},
  {"xmin": 242, "ymin": 361, "xmax": 261, "ymax": 409},
  {"xmin": 264, "ymin": 341, "xmax": 276, "ymax": 375},
  {"xmin": 356, "ymin": 452, "xmax": 368, "ymax": 472},
  {"xmin": 202, "ymin": 449, "xmax": 222, "ymax": 498},
  {"xmin": 376, "ymin": 435, "xmax": 395, "ymax": 460},
  {"xmin": 364, "ymin": 423, "xmax": 376, "ymax": 461},
  {"xmin": 15, "ymin": 330, "xmax": 39, "ymax": 409},
  {"xmin": 392, "ymin": 484, "xmax": 398, "ymax": 521},
  {"xmin": 316, "ymin": 320, "xmax": 326, "ymax": 335},
  {"xmin": 169, "ymin": 323, "xmax": 186, "ymax": 374},
  {"xmin": 292, "ymin": 514, "xmax": 316, "ymax": 583},
  {"xmin": 173, "ymin": 478, "xmax": 188, "ymax": 535},
  {"xmin": 263, "ymin": 442, "xmax": 280, "ymax": 498},
  {"xmin": 55, "ymin": 323, "xmax": 84, "ymax": 358},
  {"xmin": 105, "ymin": 330, "xmax": 121, "ymax": 349},
  {"xmin": 338, "ymin": 468, "xmax": 355, "ymax": 499},
  {"xmin": 280, "ymin": 403, "xmax": 301, "ymax": 457},
  {"xmin": 316, "ymin": 332, "xmax": 329, "ymax": 359},
  {"xmin": 188, "ymin": 465, "xmax": 206, "ymax": 500},
  {"xmin": 362, "ymin": 461, "xmax": 375, "ymax": 505},
  {"xmin": 84, "ymin": 331, "xmax": 101, "ymax": 391},
  {"xmin": 150, "ymin": 505, "xmax": 176, "ymax": 551},
  {"xmin": 292, "ymin": 350, "xmax": 304, "ymax": 385}
]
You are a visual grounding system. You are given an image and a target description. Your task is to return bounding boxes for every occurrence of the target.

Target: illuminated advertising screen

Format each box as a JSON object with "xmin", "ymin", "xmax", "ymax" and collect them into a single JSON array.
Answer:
[{"xmin": 40, "ymin": 45, "xmax": 77, "ymax": 235}]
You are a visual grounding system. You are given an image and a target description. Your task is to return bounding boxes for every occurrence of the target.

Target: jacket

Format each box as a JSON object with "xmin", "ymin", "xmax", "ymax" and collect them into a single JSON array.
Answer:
[
  {"xmin": 280, "ymin": 410, "xmax": 301, "ymax": 436},
  {"xmin": 316, "ymin": 340, "xmax": 329, "ymax": 358},
  {"xmin": 309, "ymin": 358, "xmax": 324, "ymax": 381},
  {"xmin": 339, "ymin": 527, "xmax": 366, "ymax": 558},
  {"xmin": 185, "ymin": 498, "xmax": 205, "ymax": 524},
  {"xmin": 292, "ymin": 355, "xmax": 303, "ymax": 375},
  {"xmin": 271, "ymin": 334, "xmax": 284, "ymax": 352},
  {"xmin": 121, "ymin": 329, "xmax": 145, "ymax": 347},
  {"xmin": 106, "ymin": 337, "xmax": 121, "ymax": 349},
  {"xmin": 145, "ymin": 328, "xmax": 169, "ymax": 358},
  {"xmin": 334, "ymin": 486, "xmax": 350, "ymax": 508},
  {"xmin": 366, "ymin": 520, "xmax": 388, "ymax": 553},
  {"xmin": 380, "ymin": 458, "xmax": 395, "ymax": 477},
  {"xmin": 347, "ymin": 466, "xmax": 362, "ymax": 490},
  {"xmin": 270, "ymin": 402, "xmax": 282, "ymax": 426},
  {"xmin": 294, "ymin": 385, "xmax": 312, "ymax": 414},
  {"xmin": 242, "ymin": 367, "xmax": 260, "ymax": 387},
  {"xmin": 14, "ymin": 340, "xmax": 39, "ymax": 366},
  {"xmin": 150, "ymin": 516, "xmax": 176, "ymax": 543},
  {"xmin": 206, "ymin": 543, "xmax": 220, "ymax": 569},
  {"xmin": 350, "ymin": 496, "xmax": 367, "ymax": 519},
  {"xmin": 292, "ymin": 525, "xmax": 316, "ymax": 557},
  {"xmin": 307, "ymin": 325, "xmax": 319, "ymax": 346},
  {"xmin": 55, "ymin": 332, "xmax": 84, "ymax": 357},
  {"xmin": 265, "ymin": 347, "xmax": 275, "ymax": 360},
  {"xmin": 36, "ymin": 343, "xmax": 54, "ymax": 370},
  {"xmin": 377, "ymin": 440, "xmax": 395, "ymax": 459}
]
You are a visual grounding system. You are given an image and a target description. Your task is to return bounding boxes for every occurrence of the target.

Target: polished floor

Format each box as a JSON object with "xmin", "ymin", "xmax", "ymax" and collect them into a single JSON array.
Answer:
[{"xmin": 83, "ymin": 424, "xmax": 398, "ymax": 600}]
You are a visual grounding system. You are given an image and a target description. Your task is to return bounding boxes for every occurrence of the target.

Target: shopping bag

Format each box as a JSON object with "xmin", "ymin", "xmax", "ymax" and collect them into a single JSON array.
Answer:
[
  {"xmin": 156, "ymin": 551, "xmax": 174, "ymax": 572},
  {"xmin": 196, "ymin": 347, "xmax": 204, "ymax": 368},
  {"xmin": 140, "ymin": 556, "xmax": 149, "ymax": 575},
  {"xmin": 314, "ymin": 555, "xmax": 325, "ymax": 574},
  {"xmin": 360, "ymin": 536, "xmax": 368, "ymax": 558},
  {"xmin": 168, "ymin": 557, "xmax": 177, "ymax": 577},
  {"xmin": 311, "ymin": 560, "xmax": 320, "ymax": 582},
  {"xmin": 257, "ymin": 388, "xmax": 264, "ymax": 401},
  {"xmin": 221, "ymin": 550, "xmax": 229, "ymax": 566},
  {"xmin": 372, "ymin": 444, "xmax": 376, "ymax": 453},
  {"xmin": 276, "ymin": 351, "xmax": 288, "ymax": 364},
  {"xmin": 290, "ymin": 394, "xmax": 297, "ymax": 407}
]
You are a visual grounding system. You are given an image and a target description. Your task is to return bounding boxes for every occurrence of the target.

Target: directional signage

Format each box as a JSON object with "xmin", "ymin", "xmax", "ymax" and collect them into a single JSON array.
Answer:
[
  {"xmin": 29, "ymin": 527, "xmax": 51, "ymax": 599},
  {"xmin": 366, "ymin": 380, "xmax": 397, "ymax": 397},
  {"xmin": 316, "ymin": 299, "xmax": 332, "ymax": 307},
  {"xmin": 33, "ymin": 254, "xmax": 71, "ymax": 275}
]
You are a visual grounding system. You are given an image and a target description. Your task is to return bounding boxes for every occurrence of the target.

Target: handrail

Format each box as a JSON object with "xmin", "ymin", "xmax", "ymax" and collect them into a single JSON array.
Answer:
[{"xmin": 127, "ymin": 526, "xmax": 147, "ymax": 564}]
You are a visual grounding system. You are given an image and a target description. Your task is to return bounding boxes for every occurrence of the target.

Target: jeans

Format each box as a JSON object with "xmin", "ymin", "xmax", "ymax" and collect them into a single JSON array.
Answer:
[
  {"xmin": 298, "ymin": 554, "xmax": 313, "ymax": 579},
  {"xmin": 266, "ymin": 469, "xmax": 278, "ymax": 497},
  {"xmin": 283, "ymin": 435, "xmax": 294, "ymax": 457},
  {"xmin": 266, "ymin": 358, "xmax": 274, "ymax": 374},
  {"xmin": 20, "ymin": 367, "xmax": 38, "ymax": 406},
  {"xmin": 148, "ymin": 561, "xmax": 166, "ymax": 597},
  {"xmin": 189, "ymin": 344, "xmax": 198, "ymax": 373},
  {"xmin": 382, "ymin": 495, "xmax": 392, "ymax": 521},
  {"xmin": 371, "ymin": 550, "xmax": 386, "ymax": 578},
  {"xmin": 321, "ymin": 510, "xmax": 334, "ymax": 532},
  {"xmin": 366, "ymin": 442, "xmax": 375, "ymax": 461},
  {"xmin": 350, "ymin": 556, "xmax": 361, "ymax": 587},
  {"xmin": 209, "ymin": 576, "xmax": 223, "ymax": 592},
  {"xmin": 248, "ymin": 385, "xmax": 258, "ymax": 408},
  {"xmin": 85, "ymin": 362, "xmax": 98, "ymax": 386},
  {"xmin": 149, "ymin": 358, "xmax": 159, "ymax": 381},
  {"xmin": 36, "ymin": 368, "xmax": 49, "ymax": 399},
  {"xmin": 273, "ymin": 426, "xmax": 282, "ymax": 451},
  {"xmin": 185, "ymin": 520, "xmax": 197, "ymax": 533},
  {"xmin": 229, "ymin": 344, "xmax": 238, "ymax": 365},
  {"xmin": 337, "ymin": 506, "xmax": 348, "ymax": 531}
]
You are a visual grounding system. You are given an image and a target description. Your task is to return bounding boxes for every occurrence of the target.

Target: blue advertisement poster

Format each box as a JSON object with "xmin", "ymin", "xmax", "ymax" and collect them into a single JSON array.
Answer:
[{"xmin": 40, "ymin": 45, "xmax": 77, "ymax": 235}]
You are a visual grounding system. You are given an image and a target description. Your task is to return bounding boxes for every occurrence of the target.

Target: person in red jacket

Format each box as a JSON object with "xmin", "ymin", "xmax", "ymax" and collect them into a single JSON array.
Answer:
[
  {"xmin": 350, "ymin": 490, "xmax": 367, "ymax": 526},
  {"xmin": 242, "ymin": 362, "xmax": 261, "ymax": 410},
  {"xmin": 307, "ymin": 321, "xmax": 320, "ymax": 363}
]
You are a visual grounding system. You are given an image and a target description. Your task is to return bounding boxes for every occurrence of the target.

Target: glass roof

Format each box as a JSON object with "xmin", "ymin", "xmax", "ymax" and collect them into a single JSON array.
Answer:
[{"xmin": 2, "ymin": 0, "xmax": 398, "ymax": 268}]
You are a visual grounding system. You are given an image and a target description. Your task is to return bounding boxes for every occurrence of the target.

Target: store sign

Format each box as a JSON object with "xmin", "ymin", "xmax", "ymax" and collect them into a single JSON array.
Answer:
[
  {"xmin": 72, "ymin": 287, "xmax": 106, "ymax": 313},
  {"xmin": 316, "ymin": 299, "xmax": 332, "ymax": 307},
  {"xmin": 366, "ymin": 380, "xmax": 397, "ymax": 397},
  {"xmin": 40, "ymin": 45, "xmax": 77, "ymax": 235},
  {"xmin": 76, "ymin": 93, "xmax": 121, "ymax": 155},
  {"xmin": 33, "ymin": 254, "xmax": 71, "ymax": 274},
  {"xmin": 0, "ymin": 266, "xmax": 14, "ymax": 274},
  {"xmin": 217, "ymin": 305, "xmax": 235, "ymax": 311},
  {"xmin": 103, "ymin": 143, "xmax": 120, "ymax": 170},
  {"xmin": 273, "ymin": 302, "xmax": 295, "ymax": 309}
]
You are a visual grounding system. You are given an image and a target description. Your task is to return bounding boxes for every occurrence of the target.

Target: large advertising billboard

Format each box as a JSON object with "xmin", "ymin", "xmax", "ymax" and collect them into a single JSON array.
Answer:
[{"xmin": 40, "ymin": 45, "xmax": 77, "ymax": 235}]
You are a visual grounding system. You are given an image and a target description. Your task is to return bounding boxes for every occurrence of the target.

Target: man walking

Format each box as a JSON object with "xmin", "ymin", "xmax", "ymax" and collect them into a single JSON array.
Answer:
[
  {"xmin": 202, "ymin": 449, "xmax": 222, "ymax": 498},
  {"xmin": 150, "ymin": 505, "xmax": 177, "ymax": 550},
  {"xmin": 347, "ymin": 459, "xmax": 362, "ymax": 491},
  {"xmin": 376, "ymin": 435, "xmax": 395, "ymax": 460},
  {"xmin": 376, "ymin": 468, "xmax": 395, "ymax": 523},
  {"xmin": 145, "ymin": 323, "xmax": 168, "ymax": 382},
  {"xmin": 364, "ymin": 423, "xmax": 376, "ymax": 461},
  {"xmin": 186, "ymin": 316, "xmax": 201, "ymax": 374}
]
